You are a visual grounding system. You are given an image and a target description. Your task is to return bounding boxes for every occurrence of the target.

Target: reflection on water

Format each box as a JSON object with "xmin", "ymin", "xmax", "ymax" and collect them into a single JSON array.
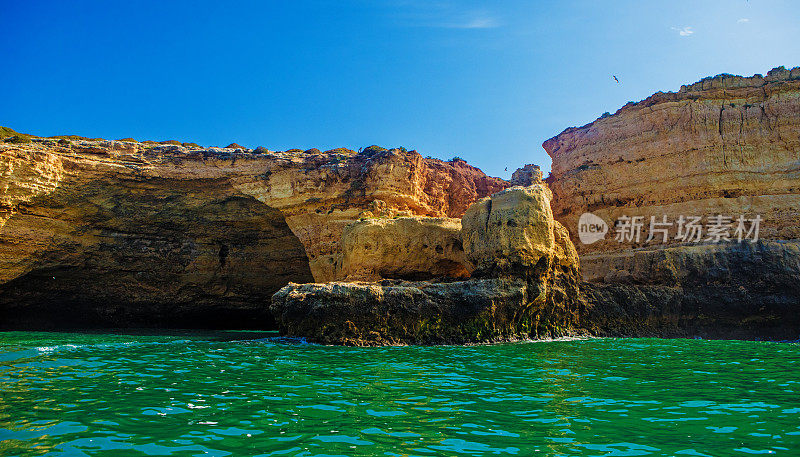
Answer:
[{"xmin": 0, "ymin": 331, "xmax": 798, "ymax": 456}]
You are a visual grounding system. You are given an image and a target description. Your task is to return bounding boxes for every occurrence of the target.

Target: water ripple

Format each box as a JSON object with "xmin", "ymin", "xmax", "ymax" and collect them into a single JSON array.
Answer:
[{"xmin": 0, "ymin": 332, "xmax": 798, "ymax": 456}]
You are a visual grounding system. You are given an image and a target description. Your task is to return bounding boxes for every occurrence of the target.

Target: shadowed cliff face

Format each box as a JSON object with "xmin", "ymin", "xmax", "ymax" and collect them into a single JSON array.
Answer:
[
  {"xmin": 0, "ymin": 139, "xmax": 506, "ymax": 329},
  {"xmin": 582, "ymin": 241, "xmax": 800, "ymax": 340},
  {"xmin": 0, "ymin": 174, "xmax": 313, "ymax": 329}
]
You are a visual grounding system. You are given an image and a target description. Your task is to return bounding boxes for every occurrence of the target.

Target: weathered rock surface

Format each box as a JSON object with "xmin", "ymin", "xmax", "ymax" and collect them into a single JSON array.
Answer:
[
  {"xmin": 462, "ymin": 185, "xmax": 557, "ymax": 277},
  {"xmin": 271, "ymin": 186, "xmax": 587, "ymax": 345},
  {"xmin": 544, "ymin": 67, "xmax": 800, "ymax": 339},
  {"xmin": 339, "ymin": 217, "xmax": 471, "ymax": 281},
  {"xmin": 545, "ymin": 66, "xmax": 800, "ymax": 255},
  {"xmin": 271, "ymin": 279, "xmax": 533, "ymax": 346},
  {"xmin": 510, "ymin": 164, "xmax": 543, "ymax": 187},
  {"xmin": 234, "ymin": 150, "xmax": 508, "ymax": 281},
  {"xmin": 0, "ymin": 136, "xmax": 506, "ymax": 328},
  {"xmin": 583, "ymin": 241, "xmax": 800, "ymax": 340}
]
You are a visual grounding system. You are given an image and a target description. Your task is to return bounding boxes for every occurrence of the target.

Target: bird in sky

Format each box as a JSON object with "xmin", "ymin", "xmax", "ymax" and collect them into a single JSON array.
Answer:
[{"xmin": 613, "ymin": 75, "xmax": 620, "ymax": 84}]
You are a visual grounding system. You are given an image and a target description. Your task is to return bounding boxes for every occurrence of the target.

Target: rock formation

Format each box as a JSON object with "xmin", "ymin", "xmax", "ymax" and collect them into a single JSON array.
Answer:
[
  {"xmin": 0, "ymin": 135, "xmax": 506, "ymax": 328},
  {"xmin": 271, "ymin": 185, "xmax": 587, "ymax": 345},
  {"xmin": 544, "ymin": 66, "xmax": 800, "ymax": 339},
  {"xmin": 462, "ymin": 185, "xmax": 556, "ymax": 277},
  {"xmin": 510, "ymin": 164, "xmax": 543, "ymax": 187},
  {"xmin": 545, "ymin": 66, "xmax": 800, "ymax": 255},
  {"xmin": 339, "ymin": 216, "xmax": 471, "ymax": 281},
  {"xmin": 582, "ymin": 241, "xmax": 800, "ymax": 340},
  {"xmin": 4, "ymin": 66, "xmax": 799, "ymax": 341}
]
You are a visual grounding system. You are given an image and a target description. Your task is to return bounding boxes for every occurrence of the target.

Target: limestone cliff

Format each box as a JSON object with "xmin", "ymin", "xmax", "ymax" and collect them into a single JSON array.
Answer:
[
  {"xmin": 582, "ymin": 241, "xmax": 800, "ymax": 340},
  {"xmin": 545, "ymin": 66, "xmax": 800, "ymax": 256},
  {"xmin": 271, "ymin": 185, "xmax": 586, "ymax": 345},
  {"xmin": 544, "ymin": 66, "xmax": 800, "ymax": 339},
  {"xmin": 0, "ymin": 135, "xmax": 506, "ymax": 328}
]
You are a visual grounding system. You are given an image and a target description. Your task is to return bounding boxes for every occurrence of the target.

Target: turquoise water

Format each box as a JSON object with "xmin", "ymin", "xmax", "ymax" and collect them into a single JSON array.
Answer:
[{"xmin": 0, "ymin": 332, "xmax": 798, "ymax": 456}]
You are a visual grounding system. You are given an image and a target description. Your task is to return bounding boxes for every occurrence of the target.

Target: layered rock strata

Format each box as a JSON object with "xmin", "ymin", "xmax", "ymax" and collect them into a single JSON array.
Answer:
[
  {"xmin": 271, "ymin": 185, "xmax": 587, "ymax": 345},
  {"xmin": 544, "ymin": 67, "xmax": 800, "ymax": 339},
  {"xmin": 545, "ymin": 66, "xmax": 800, "ymax": 255},
  {"xmin": 583, "ymin": 241, "xmax": 800, "ymax": 340},
  {"xmin": 0, "ymin": 136, "xmax": 506, "ymax": 328}
]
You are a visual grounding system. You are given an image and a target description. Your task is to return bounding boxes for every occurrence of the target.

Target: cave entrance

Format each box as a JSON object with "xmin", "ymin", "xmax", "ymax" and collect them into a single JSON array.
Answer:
[{"xmin": 0, "ymin": 179, "xmax": 313, "ymax": 331}]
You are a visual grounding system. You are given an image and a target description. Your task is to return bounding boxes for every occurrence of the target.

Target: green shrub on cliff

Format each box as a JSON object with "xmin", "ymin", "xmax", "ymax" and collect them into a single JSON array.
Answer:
[
  {"xmin": 361, "ymin": 145, "xmax": 387, "ymax": 155},
  {"xmin": 1, "ymin": 126, "xmax": 34, "ymax": 143},
  {"xmin": 50, "ymin": 135, "xmax": 105, "ymax": 141},
  {"xmin": 0, "ymin": 126, "xmax": 19, "ymax": 139},
  {"xmin": 5, "ymin": 135, "xmax": 31, "ymax": 144},
  {"xmin": 324, "ymin": 147, "xmax": 356, "ymax": 155}
]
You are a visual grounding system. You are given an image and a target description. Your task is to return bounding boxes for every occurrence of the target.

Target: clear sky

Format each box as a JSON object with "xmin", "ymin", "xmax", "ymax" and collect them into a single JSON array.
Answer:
[{"xmin": 2, "ymin": 1, "xmax": 798, "ymax": 178}]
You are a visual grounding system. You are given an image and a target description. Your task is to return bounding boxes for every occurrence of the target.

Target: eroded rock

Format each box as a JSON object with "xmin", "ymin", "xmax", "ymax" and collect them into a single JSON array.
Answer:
[
  {"xmin": 582, "ymin": 241, "xmax": 800, "ymax": 340},
  {"xmin": 544, "ymin": 67, "xmax": 800, "ymax": 340},
  {"xmin": 462, "ymin": 184, "xmax": 556, "ymax": 277},
  {"xmin": 339, "ymin": 217, "xmax": 471, "ymax": 281},
  {"xmin": 0, "ymin": 137, "xmax": 506, "ymax": 328},
  {"xmin": 271, "ymin": 185, "xmax": 587, "ymax": 345},
  {"xmin": 544, "ymin": 66, "xmax": 800, "ymax": 255},
  {"xmin": 271, "ymin": 279, "xmax": 533, "ymax": 346}
]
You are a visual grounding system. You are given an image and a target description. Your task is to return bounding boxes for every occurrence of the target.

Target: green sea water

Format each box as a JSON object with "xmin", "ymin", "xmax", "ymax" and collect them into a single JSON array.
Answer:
[{"xmin": 0, "ymin": 332, "xmax": 798, "ymax": 456}]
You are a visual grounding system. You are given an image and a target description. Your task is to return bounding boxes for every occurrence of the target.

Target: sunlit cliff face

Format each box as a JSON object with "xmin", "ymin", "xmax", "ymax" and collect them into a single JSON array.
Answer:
[
  {"xmin": 0, "ymin": 139, "xmax": 506, "ymax": 328},
  {"xmin": 544, "ymin": 66, "xmax": 800, "ymax": 256}
]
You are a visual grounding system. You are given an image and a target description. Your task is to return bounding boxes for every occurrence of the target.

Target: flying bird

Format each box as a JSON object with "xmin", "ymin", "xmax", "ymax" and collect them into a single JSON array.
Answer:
[{"xmin": 613, "ymin": 75, "xmax": 620, "ymax": 84}]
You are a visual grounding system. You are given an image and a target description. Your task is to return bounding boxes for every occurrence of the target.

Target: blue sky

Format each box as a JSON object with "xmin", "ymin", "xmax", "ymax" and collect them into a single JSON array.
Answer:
[{"xmin": 2, "ymin": 0, "xmax": 798, "ymax": 178}]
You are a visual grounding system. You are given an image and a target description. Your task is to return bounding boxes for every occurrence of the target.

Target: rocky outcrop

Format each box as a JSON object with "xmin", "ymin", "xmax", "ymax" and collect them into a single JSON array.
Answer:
[
  {"xmin": 510, "ymin": 164, "xmax": 542, "ymax": 187},
  {"xmin": 339, "ymin": 217, "xmax": 471, "ymax": 281},
  {"xmin": 271, "ymin": 279, "xmax": 532, "ymax": 345},
  {"xmin": 462, "ymin": 185, "xmax": 557, "ymax": 277},
  {"xmin": 544, "ymin": 67, "xmax": 800, "ymax": 339},
  {"xmin": 0, "ymin": 136, "xmax": 506, "ymax": 328},
  {"xmin": 583, "ymin": 241, "xmax": 800, "ymax": 340},
  {"xmin": 232, "ymin": 148, "xmax": 508, "ymax": 281},
  {"xmin": 271, "ymin": 185, "xmax": 587, "ymax": 345}
]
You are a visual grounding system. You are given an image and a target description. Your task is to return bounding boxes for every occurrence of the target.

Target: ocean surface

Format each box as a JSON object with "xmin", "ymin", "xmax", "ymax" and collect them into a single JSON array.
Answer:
[{"xmin": 0, "ymin": 332, "xmax": 798, "ymax": 457}]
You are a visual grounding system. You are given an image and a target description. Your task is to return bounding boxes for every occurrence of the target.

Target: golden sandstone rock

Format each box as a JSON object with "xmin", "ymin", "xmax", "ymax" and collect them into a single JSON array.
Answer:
[
  {"xmin": 5, "ymin": 66, "xmax": 800, "ymax": 340},
  {"xmin": 0, "ymin": 138, "xmax": 505, "ymax": 328},
  {"xmin": 339, "ymin": 216, "xmax": 471, "ymax": 281},
  {"xmin": 543, "ymin": 67, "xmax": 800, "ymax": 340},
  {"xmin": 545, "ymin": 66, "xmax": 800, "ymax": 261},
  {"xmin": 271, "ymin": 185, "xmax": 586, "ymax": 345},
  {"xmin": 462, "ymin": 184, "xmax": 556, "ymax": 276}
]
